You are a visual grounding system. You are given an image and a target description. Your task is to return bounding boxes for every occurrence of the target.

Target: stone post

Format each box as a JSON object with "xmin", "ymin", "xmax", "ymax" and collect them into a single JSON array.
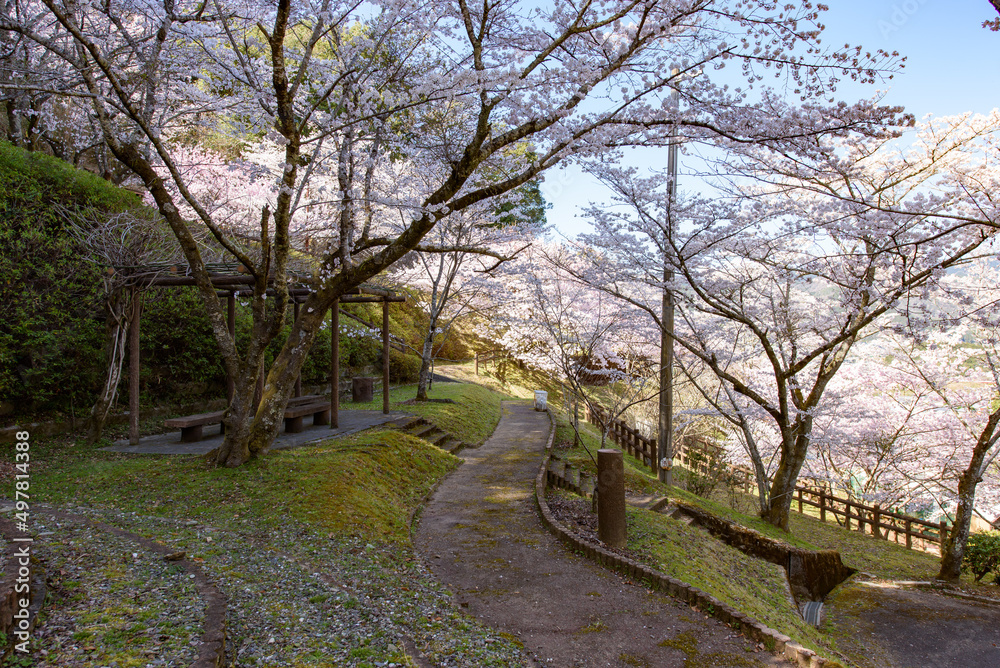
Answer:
[{"xmin": 597, "ymin": 449, "xmax": 626, "ymax": 549}]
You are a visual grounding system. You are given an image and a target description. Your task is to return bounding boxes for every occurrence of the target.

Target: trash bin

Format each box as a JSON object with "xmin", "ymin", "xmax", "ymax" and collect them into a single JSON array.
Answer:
[
  {"xmin": 352, "ymin": 377, "xmax": 374, "ymax": 403},
  {"xmin": 534, "ymin": 390, "xmax": 548, "ymax": 411}
]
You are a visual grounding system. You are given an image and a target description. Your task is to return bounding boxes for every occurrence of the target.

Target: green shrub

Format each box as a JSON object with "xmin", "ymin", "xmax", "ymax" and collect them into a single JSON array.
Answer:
[
  {"xmin": 0, "ymin": 141, "xmax": 139, "ymax": 415},
  {"xmin": 963, "ymin": 531, "xmax": 1000, "ymax": 583},
  {"xmin": 675, "ymin": 446, "xmax": 729, "ymax": 499},
  {"xmin": 139, "ymin": 288, "xmax": 227, "ymax": 401},
  {"xmin": 340, "ymin": 325, "xmax": 382, "ymax": 369},
  {"xmin": 388, "ymin": 348, "xmax": 421, "ymax": 383}
]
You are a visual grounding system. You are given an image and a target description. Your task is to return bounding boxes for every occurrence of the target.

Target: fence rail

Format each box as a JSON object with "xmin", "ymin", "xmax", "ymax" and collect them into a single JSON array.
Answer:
[
  {"xmin": 584, "ymin": 402, "xmax": 950, "ymax": 554},
  {"xmin": 474, "ymin": 349, "xmax": 502, "ymax": 375},
  {"xmin": 588, "ymin": 404, "xmax": 656, "ymax": 470},
  {"xmin": 791, "ymin": 486, "xmax": 947, "ymax": 550}
]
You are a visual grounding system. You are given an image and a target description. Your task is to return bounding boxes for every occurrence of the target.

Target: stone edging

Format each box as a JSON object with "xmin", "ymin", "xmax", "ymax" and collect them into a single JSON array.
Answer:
[
  {"xmin": 37, "ymin": 509, "xmax": 228, "ymax": 668},
  {"xmin": 531, "ymin": 410, "xmax": 831, "ymax": 668},
  {"xmin": 906, "ymin": 581, "xmax": 1000, "ymax": 608}
]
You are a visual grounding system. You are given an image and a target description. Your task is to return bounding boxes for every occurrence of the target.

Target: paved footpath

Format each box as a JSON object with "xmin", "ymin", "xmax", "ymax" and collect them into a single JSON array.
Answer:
[
  {"xmin": 825, "ymin": 580, "xmax": 1000, "ymax": 668},
  {"xmin": 414, "ymin": 401, "xmax": 790, "ymax": 668}
]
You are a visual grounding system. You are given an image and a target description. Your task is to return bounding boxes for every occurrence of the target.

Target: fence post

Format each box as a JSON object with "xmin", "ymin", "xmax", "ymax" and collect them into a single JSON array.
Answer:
[
  {"xmin": 873, "ymin": 504, "xmax": 881, "ymax": 539},
  {"xmin": 475, "ymin": 352, "xmax": 479, "ymax": 376},
  {"xmin": 858, "ymin": 504, "xmax": 865, "ymax": 534},
  {"xmin": 819, "ymin": 490, "xmax": 826, "ymax": 523},
  {"xmin": 905, "ymin": 519, "xmax": 912, "ymax": 549},
  {"xmin": 845, "ymin": 500, "xmax": 851, "ymax": 531},
  {"xmin": 797, "ymin": 488, "xmax": 803, "ymax": 514}
]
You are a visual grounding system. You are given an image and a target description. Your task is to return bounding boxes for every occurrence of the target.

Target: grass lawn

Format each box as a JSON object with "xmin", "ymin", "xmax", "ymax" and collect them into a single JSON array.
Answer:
[
  {"xmin": 33, "ymin": 429, "xmax": 460, "ymax": 541},
  {"xmin": 10, "ymin": 380, "xmax": 529, "ymax": 667}
]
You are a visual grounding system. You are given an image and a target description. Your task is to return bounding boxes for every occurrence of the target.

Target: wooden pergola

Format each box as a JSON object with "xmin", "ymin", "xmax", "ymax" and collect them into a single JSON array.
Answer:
[{"xmin": 121, "ymin": 264, "xmax": 405, "ymax": 444}]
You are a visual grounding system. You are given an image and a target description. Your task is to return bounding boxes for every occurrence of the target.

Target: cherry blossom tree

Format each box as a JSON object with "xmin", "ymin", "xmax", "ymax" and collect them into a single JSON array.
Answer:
[
  {"xmin": 2, "ymin": 0, "xmax": 913, "ymax": 466},
  {"xmin": 807, "ymin": 307, "xmax": 1000, "ymax": 581},
  {"xmin": 392, "ymin": 206, "xmax": 534, "ymax": 401},
  {"xmin": 986, "ymin": 1, "xmax": 1000, "ymax": 31},
  {"xmin": 565, "ymin": 112, "xmax": 1000, "ymax": 529},
  {"xmin": 890, "ymin": 260, "xmax": 1000, "ymax": 581},
  {"xmin": 490, "ymin": 244, "xmax": 658, "ymax": 456}
]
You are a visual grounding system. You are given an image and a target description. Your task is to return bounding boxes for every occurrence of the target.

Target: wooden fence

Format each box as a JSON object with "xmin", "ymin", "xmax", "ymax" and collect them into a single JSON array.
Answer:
[
  {"xmin": 584, "ymin": 402, "xmax": 950, "ymax": 553},
  {"xmin": 587, "ymin": 404, "xmax": 727, "ymax": 478},
  {"xmin": 474, "ymin": 349, "xmax": 502, "ymax": 375},
  {"xmin": 588, "ymin": 404, "xmax": 656, "ymax": 470},
  {"xmin": 791, "ymin": 486, "xmax": 948, "ymax": 551}
]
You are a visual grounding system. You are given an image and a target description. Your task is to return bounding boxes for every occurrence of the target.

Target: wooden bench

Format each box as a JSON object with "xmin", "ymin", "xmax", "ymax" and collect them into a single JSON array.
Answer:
[
  {"xmin": 164, "ymin": 410, "xmax": 226, "ymax": 443},
  {"xmin": 165, "ymin": 395, "xmax": 330, "ymax": 440},
  {"xmin": 287, "ymin": 394, "xmax": 324, "ymax": 407},
  {"xmin": 283, "ymin": 401, "xmax": 331, "ymax": 433}
]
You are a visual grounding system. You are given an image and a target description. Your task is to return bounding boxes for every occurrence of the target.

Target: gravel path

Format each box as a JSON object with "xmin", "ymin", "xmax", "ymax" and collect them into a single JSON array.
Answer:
[{"xmin": 414, "ymin": 401, "xmax": 790, "ymax": 668}]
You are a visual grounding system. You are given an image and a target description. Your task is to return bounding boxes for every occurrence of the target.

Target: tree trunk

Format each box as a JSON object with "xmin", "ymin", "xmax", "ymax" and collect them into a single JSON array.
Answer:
[
  {"xmin": 937, "ymin": 408, "xmax": 1000, "ymax": 581},
  {"xmin": 938, "ymin": 475, "xmax": 977, "ymax": 583},
  {"xmin": 85, "ymin": 290, "xmax": 130, "ymax": 445},
  {"xmin": 245, "ymin": 296, "xmax": 331, "ymax": 455},
  {"xmin": 750, "ymin": 455, "xmax": 770, "ymax": 517},
  {"xmin": 211, "ymin": 375, "xmax": 257, "ymax": 467},
  {"xmin": 763, "ymin": 428, "xmax": 811, "ymax": 530},
  {"xmin": 416, "ymin": 330, "xmax": 435, "ymax": 401}
]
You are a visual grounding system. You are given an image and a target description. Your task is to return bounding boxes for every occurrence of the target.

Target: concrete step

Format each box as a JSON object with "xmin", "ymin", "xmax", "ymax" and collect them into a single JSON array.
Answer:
[
  {"xmin": 391, "ymin": 415, "xmax": 424, "ymax": 430},
  {"xmin": 410, "ymin": 424, "xmax": 440, "ymax": 440},
  {"xmin": 440, "ymin": 438, "xmax": 465, "ymax": 455},
  {"xmin": 392, "ymin": 414, "xmax": 465, "ymax": 454},
  {"xmin": 427, "ymin": 432, "xmax": 449, "ymax": 448}
]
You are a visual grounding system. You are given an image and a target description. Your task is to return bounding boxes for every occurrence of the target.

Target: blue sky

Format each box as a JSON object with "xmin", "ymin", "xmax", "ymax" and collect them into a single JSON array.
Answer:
[{"xmin": 543, "ymin": 1, "xmax": 1000, "ymax": 238}]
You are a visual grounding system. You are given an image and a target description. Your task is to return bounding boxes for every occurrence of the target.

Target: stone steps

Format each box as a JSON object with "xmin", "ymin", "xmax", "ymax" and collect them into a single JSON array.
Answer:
[{"xmin": 394, "ymin": 417, "xmax": 469, "ymax": 455}]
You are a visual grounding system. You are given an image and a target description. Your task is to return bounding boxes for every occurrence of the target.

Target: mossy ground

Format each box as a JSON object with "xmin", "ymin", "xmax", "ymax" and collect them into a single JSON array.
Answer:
[
  {"xmin": 6, "ymin": 382, "xmax": 522, "ymax": 667},
  {"xmin": 29, "ymin": 381, "xmax": 513, "ymax": 543}
]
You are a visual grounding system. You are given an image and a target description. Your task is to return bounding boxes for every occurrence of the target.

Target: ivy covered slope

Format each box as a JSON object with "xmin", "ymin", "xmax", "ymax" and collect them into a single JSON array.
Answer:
[{"xmin": 0, "ymin": 141, "xmax": 140, "ymax": 418}]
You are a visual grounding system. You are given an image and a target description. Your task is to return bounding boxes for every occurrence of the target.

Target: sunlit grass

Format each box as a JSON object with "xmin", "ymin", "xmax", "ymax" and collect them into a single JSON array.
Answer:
[{"xmin": 350, "ymin": 379, "xmax": 510, "ymax": 445}]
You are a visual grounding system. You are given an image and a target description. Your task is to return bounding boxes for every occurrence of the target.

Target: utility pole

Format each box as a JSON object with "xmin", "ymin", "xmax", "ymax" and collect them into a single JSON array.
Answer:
[{"xmin": 658, "ymin": 68, "xmax": 680, "ymax": 486}]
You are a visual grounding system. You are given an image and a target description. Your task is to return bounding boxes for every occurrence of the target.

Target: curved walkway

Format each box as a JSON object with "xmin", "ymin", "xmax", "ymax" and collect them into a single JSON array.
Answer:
[
  {"xmin": 414, "ymin": 401, "xmax": 789, "ymax": 668},
  {"xmin": 825, "ymin": 580, "xmax": 1000, "ymax": 668}
]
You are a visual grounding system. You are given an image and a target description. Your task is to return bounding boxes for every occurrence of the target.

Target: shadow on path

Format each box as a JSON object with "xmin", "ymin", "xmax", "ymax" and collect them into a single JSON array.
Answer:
[
  {"xmin": 825, "ymin": 579, "xmax": 1000, "ymax": 668},
  {"xmin": 414, "ymin": 401, "xmax": 790, "ymax": 668}
]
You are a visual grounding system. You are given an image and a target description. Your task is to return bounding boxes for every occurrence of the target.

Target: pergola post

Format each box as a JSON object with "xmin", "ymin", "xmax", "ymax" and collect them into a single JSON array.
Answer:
[
  {"xmin": 293, "ymin": 300, "xmax": 302, "ymax": 398},
  {"xmin": 128, "ymin": 288, "xmax": 141, "ymax": 445},
  {"xmin": 226, "ymin": 291, "xmax": 235, "ymax": 403},
  {"xmin": 382, "ymin": 298, "xmax": 390, "ymax": 414},
  {"xmin": 330, "ymin": 300, "xmax": 340, "ymax": 428}
]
